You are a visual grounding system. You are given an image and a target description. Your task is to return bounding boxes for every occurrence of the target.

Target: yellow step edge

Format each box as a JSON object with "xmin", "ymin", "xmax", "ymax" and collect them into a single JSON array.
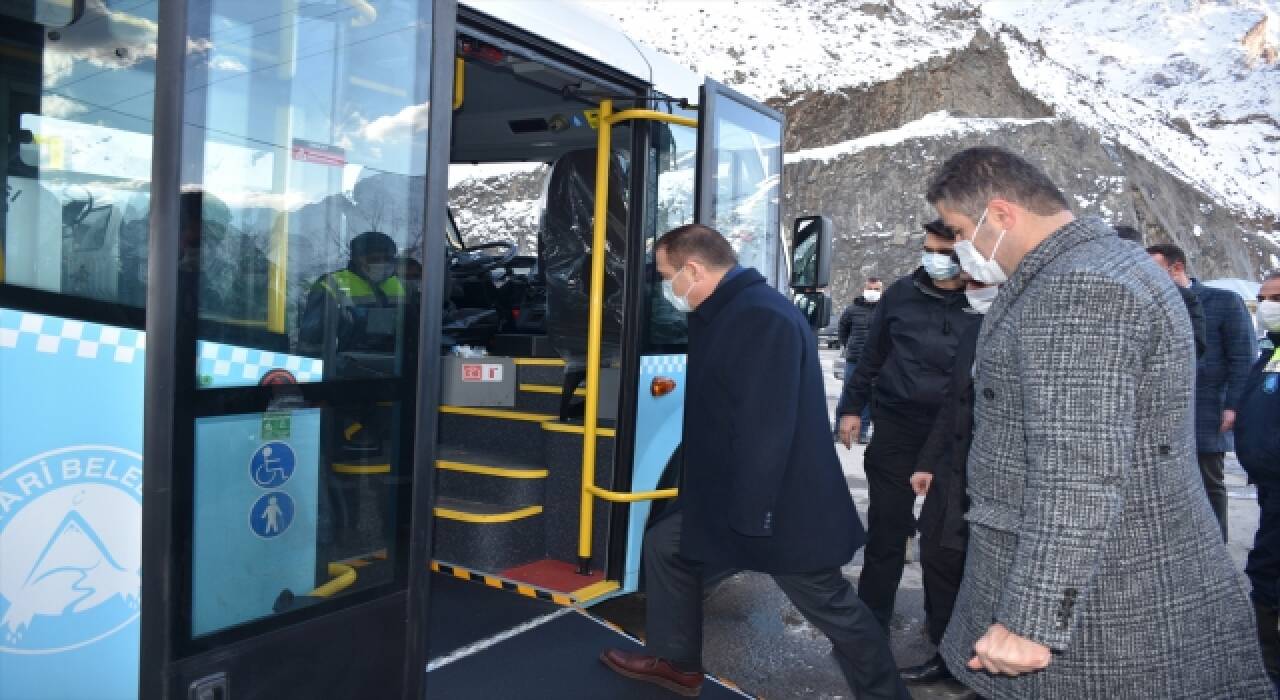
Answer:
[
  {"xmin": 333, "ymin": 463, "xmax": 391, "ymax": 475},
  {"xmin": 434, "ymin": 504, "xmax": 543, "ymax": 524},
  {"xmin": 439, "ymin": 405, "xmax": 556, "ymax": 423},
  {"xmin": 513, "ymin": 357, "xmax": 565, "ymax": 367},
  {"xmin": 571, "ymin": 579, "xmax": 621, "ymax": 604},
  {"xmin": 519, "ymin": 383, "xmax": 586, "ymax": 397},
  {"xmin": 541, "ymin": 421, "xmax": 616, "ymax": 438},
  {"xmin": 436, "ymin": 459, "xmax": 548, "ymax": 479}
]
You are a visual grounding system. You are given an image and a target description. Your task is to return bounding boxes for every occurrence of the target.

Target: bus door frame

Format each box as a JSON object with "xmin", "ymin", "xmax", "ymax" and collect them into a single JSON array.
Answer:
[{"xmin": 138, "ymin": 2, "xmax": 457, "ymax": 699}]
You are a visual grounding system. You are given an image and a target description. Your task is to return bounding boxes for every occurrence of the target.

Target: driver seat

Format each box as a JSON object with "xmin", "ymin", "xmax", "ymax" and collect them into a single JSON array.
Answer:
[{"xmin": 540, "ymin": 148, "xmax": 628, "ymax": 418}]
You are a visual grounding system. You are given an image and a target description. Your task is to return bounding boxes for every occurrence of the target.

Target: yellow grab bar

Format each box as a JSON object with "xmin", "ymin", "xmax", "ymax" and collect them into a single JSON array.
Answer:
[
  {"xmin": 577, "ymin": 100, "xmax": 697, "ymax": 574},
  {"xmin": 586, "ymin": 484, "xmax": 678, "ymax": 503},
  {"xmin": 310, "ymin": 562, "xmax": 357, "ymax": 598}
]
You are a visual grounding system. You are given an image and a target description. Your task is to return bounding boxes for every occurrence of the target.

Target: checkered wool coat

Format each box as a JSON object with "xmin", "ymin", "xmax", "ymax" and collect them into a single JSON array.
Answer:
[{"xmin": 940, "ymin": 217, "xmax": 1273, "ymax": 699}]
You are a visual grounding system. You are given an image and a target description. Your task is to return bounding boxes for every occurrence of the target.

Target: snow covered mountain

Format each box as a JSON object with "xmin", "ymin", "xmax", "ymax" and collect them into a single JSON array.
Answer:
[{"xmin": 452, "ymin": 0, "xmax": 1279, "ymax": 306}]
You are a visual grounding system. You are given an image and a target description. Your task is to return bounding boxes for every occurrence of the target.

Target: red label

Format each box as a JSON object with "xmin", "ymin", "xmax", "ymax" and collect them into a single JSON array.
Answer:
[{"xmin": 461, "ymin": 364, "xmax": 483, "ymax": 382}]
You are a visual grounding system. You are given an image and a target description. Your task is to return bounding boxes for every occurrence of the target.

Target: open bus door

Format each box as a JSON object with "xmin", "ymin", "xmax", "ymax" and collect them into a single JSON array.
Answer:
[{"xmin": 137, "ymin": 2, "xmax": 456, "ymax": 699}]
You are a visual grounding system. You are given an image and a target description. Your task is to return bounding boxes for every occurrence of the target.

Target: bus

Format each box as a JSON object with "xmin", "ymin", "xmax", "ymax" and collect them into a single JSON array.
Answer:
[{"xmin": 0, "ymin": 1, "xmax": 834, "ymax": 698}]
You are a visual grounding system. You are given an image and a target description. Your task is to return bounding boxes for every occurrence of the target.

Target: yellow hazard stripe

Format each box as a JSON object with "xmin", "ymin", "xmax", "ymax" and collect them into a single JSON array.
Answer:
[
  {"xmin": 332, "ymin": 463, "xmax": 391, "ymax": 474},
  {"xmin": 434, "ymin": 504, "xmax": 542, "ymax": 523},
  {"xmin": 541, "ymin": 421, "xmax": 616, "ymax": 438},
  {"xmin": 570, "ymin": 580, "xmax": 620, "ymax": 604},
  {"xmin": 512, "ymin": 358, "xmax": 565, "ymax": 367},
  {"xmin": 519, "ymin": 383, "xmax": 586, "ymax": 396},
  {"xmin": 439, "ymin": 405, "xmax": 557, "ymax": 423},
  {"xmin": 430, "ymin": 561, "xmax": 577, "ymax": 607},
  {"xmin": 435, "ymin": 460, "xmax": 548, "ymax": 479}
]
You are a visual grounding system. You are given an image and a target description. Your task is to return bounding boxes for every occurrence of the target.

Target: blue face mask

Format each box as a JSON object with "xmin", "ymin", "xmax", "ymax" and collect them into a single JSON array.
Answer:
[{"xmin": 921, "ymin": 251, "xmax": 960, "ymax": 280}]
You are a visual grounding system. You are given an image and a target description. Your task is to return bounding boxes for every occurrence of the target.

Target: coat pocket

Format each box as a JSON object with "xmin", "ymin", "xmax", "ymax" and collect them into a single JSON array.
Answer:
[{"xmin": 964, "ymin": 499, "xmax": 1022, "ymax": 533}]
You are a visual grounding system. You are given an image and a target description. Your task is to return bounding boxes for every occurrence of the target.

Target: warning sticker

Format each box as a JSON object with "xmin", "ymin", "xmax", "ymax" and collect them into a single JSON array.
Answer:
[
  {"xmin": 461, "ymin": 363, "xmax": 503, "ymax": 383},
  {"xmin": 291, "ymin": 138, "xmax": 345, "ymax": 166}
]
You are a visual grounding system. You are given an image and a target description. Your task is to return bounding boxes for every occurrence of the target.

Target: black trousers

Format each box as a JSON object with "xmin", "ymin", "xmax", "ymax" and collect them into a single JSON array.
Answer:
[
  {"xmin": 644, "ymin": 513, "xmax": 909, "ymax": 700},
  {"xmin": 919, "ymin": 536, "xmax": 966, "ymax": 647},
  {"xmin": 1198, "ymin": 452, "xmax": 1229, "ymax": 541},
  {"xmin": 857, "ymin": 414, "xmax": 929, "ymax": 630}
]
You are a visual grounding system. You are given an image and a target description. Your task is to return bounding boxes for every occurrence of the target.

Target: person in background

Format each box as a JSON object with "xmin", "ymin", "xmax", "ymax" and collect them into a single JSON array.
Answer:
[
  {"xmin": 928, "ymin": 145, "xmax": 1270, "ymax": 698},
  {"xmin": 836, "ymin": 276, "xmax": 883, "ymax": 443},
  {"xmin": 1148, "ymin": 242, "xmax": 1255, "ymax": 541},
  {"xmin": 899, "ymin": 278, "xmax": 997, "ymax": 686},
  {"xmin": 1231, "ymin": 270, "xmax": 1280, "ymax": 692},
  {"xmin": 836, "ymin": 220, "xmax": 982, "ymax": 633},
  {"xmin": 1114, "ymin": 225, "xmax": 1205, "ymax": 358}
]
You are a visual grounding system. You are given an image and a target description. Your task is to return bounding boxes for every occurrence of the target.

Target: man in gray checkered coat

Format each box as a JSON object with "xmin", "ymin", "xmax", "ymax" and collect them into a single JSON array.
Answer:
[{"xmin": 925, "ymin": 147, "xmax": 1273, "ymax": 698}]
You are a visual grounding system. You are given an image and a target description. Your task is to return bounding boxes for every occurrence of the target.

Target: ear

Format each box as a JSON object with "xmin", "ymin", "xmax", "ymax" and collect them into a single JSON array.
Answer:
[{"xmin": 987, "ymin": 198, "xmax": 1018, "ymax": 232}]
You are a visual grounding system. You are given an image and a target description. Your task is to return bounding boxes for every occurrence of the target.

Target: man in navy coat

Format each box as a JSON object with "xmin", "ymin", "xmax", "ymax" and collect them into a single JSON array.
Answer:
[
  {"xmin": 601, "ymin": 224, "xmax": 907, "ymax": 699},
  {"xmin": 1148, "ymin": 242, "xmax": 1256, "ymax": 541}
]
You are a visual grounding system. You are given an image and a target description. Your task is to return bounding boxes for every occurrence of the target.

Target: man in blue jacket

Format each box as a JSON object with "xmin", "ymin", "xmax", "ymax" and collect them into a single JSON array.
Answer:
[
  {"xmin": 601, "ymin": 224, "xmax": 907, "ymax": 699},
  {"xmin": 1148, "ymin": 243, "xmax": 1256, "ymax": 541},
  {"xmin": 1232, "ymin": 270, "xmax": 1280, "ymax": 690}
]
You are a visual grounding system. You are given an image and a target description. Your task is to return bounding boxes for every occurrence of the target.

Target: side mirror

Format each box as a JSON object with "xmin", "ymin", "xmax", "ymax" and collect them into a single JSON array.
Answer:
[
  {"xmin": 790, "ymin": 215, "xmax": 832, "ymax": 290},
  {"xmin": 793, "ymin": 291, "xmax": 831, "ymax": 331},
  {"xmin": 0, "ymin": 0, "xmax": 85, "ymax": 26}
]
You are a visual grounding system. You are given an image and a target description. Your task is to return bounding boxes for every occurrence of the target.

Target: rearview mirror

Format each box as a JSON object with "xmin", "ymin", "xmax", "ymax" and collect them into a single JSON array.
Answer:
[
  {"xmin": 0, "ymin": 0, "xmax": 85, "ymax": 26},
  {"xmin": 790, "ymin": 215, "xmax": 832, "ymax": 290},
  {"xmin": 793, "ymin": 291, "xmax": 831, "ymax": 331}
]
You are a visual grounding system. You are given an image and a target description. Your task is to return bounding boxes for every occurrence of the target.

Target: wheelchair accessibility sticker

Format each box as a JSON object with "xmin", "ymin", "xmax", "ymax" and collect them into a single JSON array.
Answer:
[
  {"xmin": 249, "ymin": 491, "xmax": 294, "ymax": 539},
  {"xmin": 0, "ymin": 445, "xmax": 143, "ymax": 654},
  {"xmin": 249, "ymin": 441, "xmax": 295, "ymax": 489}
]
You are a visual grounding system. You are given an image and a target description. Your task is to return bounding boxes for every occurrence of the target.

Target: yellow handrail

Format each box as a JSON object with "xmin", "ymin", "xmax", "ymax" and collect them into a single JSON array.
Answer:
[
  {"xmin": 586, "ymin": 484, "xmax": 678, "ymax": 503},
  {"xmin": 310, "ymin": 562, "xmax": 357, "ymax": 598},
  {"xmin": 577, "ymin": 100, "xmax": 697, "ymax": 574}
]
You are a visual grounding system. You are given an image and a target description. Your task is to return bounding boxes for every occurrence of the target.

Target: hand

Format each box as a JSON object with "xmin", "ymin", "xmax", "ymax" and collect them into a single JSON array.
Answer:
[
  {"xmin": 1221, "ymin": 409, "xmax": 1237, "ymax": 433},
  {"xmin": 910, "ymin": 472, "xmax": 933, "ymax": 496},
  {"xmin": 967, "ymin": 623, "xmax": 1051, "ymax": 676},
  {"xmin": 838, "ymin": 415, "xmax": 861, "ymax": 449}
]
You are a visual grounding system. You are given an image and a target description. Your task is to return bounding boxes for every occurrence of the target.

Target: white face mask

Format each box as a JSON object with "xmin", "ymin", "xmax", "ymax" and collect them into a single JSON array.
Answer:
[
  {"xmin": 954, "ymin": 207, "xmax": 1009, "ymax": 285},
  {"xmin": 965, "ymin": 285, "xmax": 1000, "ymax": 314},
  {"xmin": 921, "ymin": 252, "xmax": 960, "ymax": 280},
  {"xmin": 1258, "ymin": 300, "xmax": 1280, "ymax": 332},
  {"xmin": 662, "ymin": 266, "xmax": 693, "ymax": 313},
  {"xmin": 862, "ymin": 289, "xmax": 882, "ymax": 303},
  {"xmin": 365, "ymin": 262, "xmax": 395, "ymax": 284}
]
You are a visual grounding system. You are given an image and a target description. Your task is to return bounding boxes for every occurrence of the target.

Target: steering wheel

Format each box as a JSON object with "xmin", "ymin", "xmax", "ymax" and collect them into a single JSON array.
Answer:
[{"xmin": 451, "ymin": 241, "xmax": 518, "ymax": 272}]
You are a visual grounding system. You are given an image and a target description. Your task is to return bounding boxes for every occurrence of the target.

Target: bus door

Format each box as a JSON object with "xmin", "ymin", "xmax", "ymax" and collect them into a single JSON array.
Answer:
[
  {"xmin": 620, "ymin": 79, "xmax": 784, "ymax": 590},
  {"xmin": 137, "ymin": 2, "xmax": 455, "ymax": 699}
]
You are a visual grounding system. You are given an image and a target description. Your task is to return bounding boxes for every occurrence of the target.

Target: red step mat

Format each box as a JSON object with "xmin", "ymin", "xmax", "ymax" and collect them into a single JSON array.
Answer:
[{"xmin": 501, "ymin": 559, "xmax": 605, "ymax": 594}]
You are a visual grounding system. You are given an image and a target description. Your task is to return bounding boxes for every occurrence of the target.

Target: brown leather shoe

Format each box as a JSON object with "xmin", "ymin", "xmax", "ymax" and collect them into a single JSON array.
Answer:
[{"xmin": 600, "ymin": 648, "xmax": 703, "ymax": 697}]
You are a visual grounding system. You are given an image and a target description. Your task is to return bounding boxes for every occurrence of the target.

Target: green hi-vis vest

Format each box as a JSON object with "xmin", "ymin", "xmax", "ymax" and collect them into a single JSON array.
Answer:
[{"xmin": 320, "ymin": 269, "xmax": 405, "ymax": 307}]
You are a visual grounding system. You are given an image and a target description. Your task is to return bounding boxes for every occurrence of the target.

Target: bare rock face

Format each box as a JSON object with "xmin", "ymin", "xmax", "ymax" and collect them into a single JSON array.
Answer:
[
  {"xmin": 1244, "ymin": 16, "xmax": 1278, "ymax": 68},
  {"xmin": 448, "ymin": 168, "xmax": 547, "ymax": 253}
]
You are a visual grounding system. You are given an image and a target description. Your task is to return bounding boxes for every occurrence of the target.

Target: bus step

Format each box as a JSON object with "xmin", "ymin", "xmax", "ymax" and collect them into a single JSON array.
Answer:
[
  {"xmin": 436, "ymin": 445, "xmax": 548, "ymax": 507},
  {"xmin": 433, "ymin": 498, "xmax": 545, "ymax": 573},
  {"xmin": 437, "ymin": 407, "xmax": 550, "ymax": 464}
]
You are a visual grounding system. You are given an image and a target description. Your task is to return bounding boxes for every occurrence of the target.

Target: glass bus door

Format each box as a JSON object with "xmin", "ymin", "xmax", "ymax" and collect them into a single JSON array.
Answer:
[{"xmin": 138, "ymin": 2, "xmax": 455, "ymax": 698}]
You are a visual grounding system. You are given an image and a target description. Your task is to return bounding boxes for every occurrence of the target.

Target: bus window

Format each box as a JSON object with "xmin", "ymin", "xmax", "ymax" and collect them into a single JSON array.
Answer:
[
  {"xmin": 2, "ymin": 3, "xmax": 160, "ymax": 309},
  {"xmin": 703, "ymin": 97, "xmax": 783, "ymax": 284},
  {"xmin": 180, "ymin": 0, "xmax": 433, "ymax": 639},
  {"xmin": 644, "ymin": 118, "xmax": 695, "ymax": 350}
]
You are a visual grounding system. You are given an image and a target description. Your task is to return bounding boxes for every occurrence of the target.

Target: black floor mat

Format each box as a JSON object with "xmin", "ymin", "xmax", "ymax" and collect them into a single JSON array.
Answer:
[
  {"xmin": 426, "ymin": 572, "xmax": 558, "ymax": 658},
  {"xmin": 425, "ymin": 608, "xmax": 750, "ymax": 699}
]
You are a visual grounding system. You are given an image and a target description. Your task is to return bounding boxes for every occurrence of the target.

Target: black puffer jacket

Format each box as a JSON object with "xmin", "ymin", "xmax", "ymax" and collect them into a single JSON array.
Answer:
[
  {"xmin": 837, "ymin": 296, "xmax": 878, "ymax": 361},
  {"xmin": 837, "ymin": 267, "xmax": 982, "ymax": 426}
]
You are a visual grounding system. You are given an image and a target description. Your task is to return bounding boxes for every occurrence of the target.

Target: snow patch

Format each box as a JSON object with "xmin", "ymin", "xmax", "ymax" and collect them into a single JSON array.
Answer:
[{"xmin": 785, "ymin": 111, "xmax": 1057, "ymax": 164}]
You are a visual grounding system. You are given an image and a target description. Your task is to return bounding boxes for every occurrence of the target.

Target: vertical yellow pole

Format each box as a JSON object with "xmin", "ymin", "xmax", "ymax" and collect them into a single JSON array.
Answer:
[
  {"xmin": 577, "ymin": 100, "xmax": 613, "ymax": 574},
  {"xmin": 266, "ymin": 0, "xmax": 298, "ymax": 334}
]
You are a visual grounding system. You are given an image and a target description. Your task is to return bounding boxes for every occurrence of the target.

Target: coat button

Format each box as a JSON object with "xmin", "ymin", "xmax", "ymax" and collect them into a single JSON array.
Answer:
[
  {"xmin": 1159, "ymin": 445, "xmax": 1171, "ymax": 455},
  {"xmin": 983, "ymin": 388, "xmax": 995, "ymax": 400}
]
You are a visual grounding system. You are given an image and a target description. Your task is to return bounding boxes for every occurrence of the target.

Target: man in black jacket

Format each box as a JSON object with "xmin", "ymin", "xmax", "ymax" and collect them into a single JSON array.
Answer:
[
  {"xmin": 837, "ymin": 219, "xmax": 983, "ymax": 632},
  {"xmin": 603, "ymin": 224, "xmax": 907, "ymax": 699},
  {"xmin": 836, "ymin": 277, "xmax": 883, "ymax": 443},
  {"xmin": 1113, "ymin": 225, "xmax": 1206, "ymax": 358},
  {"xmin": 899, "ymin": 280, "xmax": 993, "ymax": 685}
]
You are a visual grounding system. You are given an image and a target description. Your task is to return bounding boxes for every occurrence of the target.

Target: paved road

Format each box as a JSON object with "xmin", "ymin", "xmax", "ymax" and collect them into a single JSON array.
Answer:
[{"xmin": 595, "ymin": 347, "xmax": 1261, "ymax": 699}]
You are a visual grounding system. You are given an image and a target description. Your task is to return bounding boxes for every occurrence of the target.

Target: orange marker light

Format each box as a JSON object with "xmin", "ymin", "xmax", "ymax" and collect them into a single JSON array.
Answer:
[{"xmin": 651, "ymin": 377, "xmax": 677, "ymax": 398}]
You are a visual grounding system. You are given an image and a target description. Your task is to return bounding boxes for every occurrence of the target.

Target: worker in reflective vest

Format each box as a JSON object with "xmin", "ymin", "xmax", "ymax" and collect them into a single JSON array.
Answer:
[{"xmin": 300, "ymin": 231, "xmax": 406, "ymax": 358}]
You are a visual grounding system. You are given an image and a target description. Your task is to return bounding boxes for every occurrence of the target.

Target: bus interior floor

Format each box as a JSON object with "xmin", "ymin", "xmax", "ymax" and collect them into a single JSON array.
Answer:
[{"xmin": 501, "ymin": 558, "xmax": 605, "ymax": 593}]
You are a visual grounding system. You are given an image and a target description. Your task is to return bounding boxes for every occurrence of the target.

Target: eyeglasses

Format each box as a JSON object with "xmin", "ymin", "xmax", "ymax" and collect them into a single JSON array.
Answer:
[{"xmin": 1258, "ymin": 294, "xmax": 1280, "ymax": 303}]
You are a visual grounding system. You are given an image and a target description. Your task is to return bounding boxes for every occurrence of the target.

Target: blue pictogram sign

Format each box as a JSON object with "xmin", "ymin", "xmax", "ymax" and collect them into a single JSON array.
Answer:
[
  {"xmin": 249, "ymin": 441, "xmax": 295, "ymax": 489},
  {"xmin": 248, "ymin": 492, "xmax": 294, "ymax": 539}
]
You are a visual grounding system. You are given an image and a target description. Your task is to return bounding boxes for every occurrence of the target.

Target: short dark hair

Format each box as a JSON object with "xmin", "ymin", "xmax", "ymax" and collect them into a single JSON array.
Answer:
[
  {"xmin": 656, "ymin": 224, "xmax": 737, "ymax": 270},
  {"xmin": 923, "ymin": 218, "xmax": 955, "ymax": 240},
  {"xmin": 1114, "ymin": 224, "xmax": 1143, "ymax": 243},
  {"xmin": 865, "ymin": 276, "xmax": 882, "ymax": 285},
  {"xmin": 926, "ymin": 147, "xmax": 1070, "ymax": 219},
  {"xmin": 1146, "ymin": 243, "xmax": 1187, "ymax": 268},
  {"xmin": 351, "ymin": 231, "xmax": 396, "ymax": 260}
]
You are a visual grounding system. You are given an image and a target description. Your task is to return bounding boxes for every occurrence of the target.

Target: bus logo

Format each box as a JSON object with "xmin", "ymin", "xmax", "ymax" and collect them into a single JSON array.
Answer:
[{"xmin": 0, "ymin": 446, "xmax": 143, "ymax": 655}]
